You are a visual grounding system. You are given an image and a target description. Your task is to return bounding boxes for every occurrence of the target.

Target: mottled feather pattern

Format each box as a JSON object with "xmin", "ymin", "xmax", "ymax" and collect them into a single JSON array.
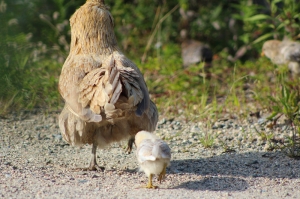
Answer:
[
  {"xmin": 78, "ymin": 56, "xmax": 122, "ymax": 114},
  {"xmin": 78, "ymin": 55, "xmax": 145, "ymax": 116}
]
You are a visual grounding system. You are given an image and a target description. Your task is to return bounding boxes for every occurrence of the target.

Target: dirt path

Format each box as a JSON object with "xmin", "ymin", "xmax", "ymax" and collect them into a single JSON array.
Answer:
[{"xmin": 0, "ymin": 112, "xmax": 299, "ymax": 198}]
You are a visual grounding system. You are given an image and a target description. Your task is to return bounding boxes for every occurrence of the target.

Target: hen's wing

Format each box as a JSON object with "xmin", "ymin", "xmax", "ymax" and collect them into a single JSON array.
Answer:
[
  {"xmin": 59, "ymin": 54, "xmax": 104, "ymax": 122},
  {"xmin": 59, "ymin": 52, "xmax": 154, "ymax": 124},
  {"xmin": 115, "ymin": 53, "xmax": 151, "ymax": 117},
  {"xmin": 78, "ymin": 53, "xmax": 150, "ymax": 120}
]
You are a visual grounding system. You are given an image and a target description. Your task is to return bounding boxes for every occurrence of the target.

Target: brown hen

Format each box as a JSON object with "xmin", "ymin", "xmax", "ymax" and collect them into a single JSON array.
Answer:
[{"xmin": 58, "ymin": 0, "xmax": 158, "ymax": 170}]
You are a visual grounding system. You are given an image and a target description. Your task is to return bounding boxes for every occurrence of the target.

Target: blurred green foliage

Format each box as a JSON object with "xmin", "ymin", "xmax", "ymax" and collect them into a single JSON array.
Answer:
[{"xmin": 0, "ymin": 0, "xmax": 299, "ymax": 115}]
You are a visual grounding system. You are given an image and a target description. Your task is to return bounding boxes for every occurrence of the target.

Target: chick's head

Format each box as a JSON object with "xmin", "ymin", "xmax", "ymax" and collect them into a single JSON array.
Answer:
[{"xmin": 135, "ymin": 131, "xmax": 158, "ymax": 147}]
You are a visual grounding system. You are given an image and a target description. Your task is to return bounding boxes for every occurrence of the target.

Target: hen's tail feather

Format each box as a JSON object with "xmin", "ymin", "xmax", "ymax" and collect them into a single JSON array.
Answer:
[
  {"xmin": 148, "ymin": 100, "xmax": 158, "ymax": 131},
  {"xmin": 59, "ymin": 105, "xmax": 92, "ymax": 146}
]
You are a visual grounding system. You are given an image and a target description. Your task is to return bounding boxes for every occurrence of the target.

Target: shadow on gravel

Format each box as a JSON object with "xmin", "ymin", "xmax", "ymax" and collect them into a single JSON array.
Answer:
[
  {"xmin": 168, "ymin": 151, "xmax": 300, "ymax": 190},
  {"xmin": 173, "ymin": 177, "xmax": 248, "ymax": 191}
]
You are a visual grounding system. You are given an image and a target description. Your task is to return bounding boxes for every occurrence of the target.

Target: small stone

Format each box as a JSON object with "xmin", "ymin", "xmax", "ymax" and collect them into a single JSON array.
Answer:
[
  {"xmin": 258, "ymin": 118, "xmax": 267, "ymax": 124},
  {"xmin": 191, "ymin": 126, "xmax": 201, "ymax": 133},
  {"xmin": 4, "ymin": 162, "xmax": 11, "ymax": 165},
  {"xmin": 158, "ymin": 118, "xmax": 167, "ymax": 125},
  {"xmin": 78, "ymin": 179, "xmax": 88, "ymax": 184},
  {"xmin": 218, "ymin": 124, "xmax": 225, "ymax": 128},
  {"xmin": 52, "ymin": 134, "xmax": 62, "ymax": 141},
  {"xmin": 5, "ymin": 173, "xmax": 11, "ymax": 178},
  {"xmin": 212, "ymin": 125, "xmax": 218, "ymax": 129}
]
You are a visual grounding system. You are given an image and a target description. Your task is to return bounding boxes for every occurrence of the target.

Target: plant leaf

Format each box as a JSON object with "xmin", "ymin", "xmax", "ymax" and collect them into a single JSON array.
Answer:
[
  {"xmin": 252, "ymin": 33, "xmax": 274, "ymax": 44},
  {"xmin": 245, "ymin": 14, "xmax": 271, "ymax": 21}
]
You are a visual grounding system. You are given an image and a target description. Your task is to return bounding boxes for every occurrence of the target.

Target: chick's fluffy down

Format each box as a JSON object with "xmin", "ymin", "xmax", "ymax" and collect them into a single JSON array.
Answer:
[{"xmin": 135, "ymin": 131, "xmax": 171, "ymax": 176}]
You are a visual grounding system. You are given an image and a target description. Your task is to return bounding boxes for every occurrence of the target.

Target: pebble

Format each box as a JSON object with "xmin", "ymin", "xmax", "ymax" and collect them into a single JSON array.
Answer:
[
  {"xmin": 190, "ymin": 125, "xmax": 201, "ymax": 133},
  {"xmin": 52, "ymin": 134, "xmax": 62, "ymax": 141}
]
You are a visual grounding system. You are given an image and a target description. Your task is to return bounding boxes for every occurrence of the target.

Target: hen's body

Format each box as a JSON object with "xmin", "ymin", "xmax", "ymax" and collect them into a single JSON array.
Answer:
[{"xmin": 58, "ymin": 0, "xmax": 158, "ymax": 170}]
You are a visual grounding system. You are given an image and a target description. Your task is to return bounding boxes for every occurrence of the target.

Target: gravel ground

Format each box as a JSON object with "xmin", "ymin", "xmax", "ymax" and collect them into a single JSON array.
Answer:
[{"xmin": 1, "ymin": 111, "xmax": 300, "ymax": 198}]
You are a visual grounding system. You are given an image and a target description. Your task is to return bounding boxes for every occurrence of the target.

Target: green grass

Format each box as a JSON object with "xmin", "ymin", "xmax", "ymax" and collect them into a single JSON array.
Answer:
[
  {"xmin": 136, "ymin": 44, "xmax": 276, "ymax": 121},
  {"xmin": 200, "ymin": 133, "xmax": 216, "ymax": 148},
  {"xmin": 0, "ymin": 53, "xmax": 61, "ymax": 114}
]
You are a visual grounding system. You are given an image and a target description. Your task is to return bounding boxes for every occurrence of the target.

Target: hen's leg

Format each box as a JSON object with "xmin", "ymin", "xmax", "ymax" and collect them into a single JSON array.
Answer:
[
  {"xmin": 88, "ymin": 143, "xmax": 98, "ymax": 170},
  {"xmin": 88, "ymin": 143, "xmax": 104, "ymax": 171},
  {"xmin": 125, "ymin": 137, "xmax": 135, "ymax": 153}
]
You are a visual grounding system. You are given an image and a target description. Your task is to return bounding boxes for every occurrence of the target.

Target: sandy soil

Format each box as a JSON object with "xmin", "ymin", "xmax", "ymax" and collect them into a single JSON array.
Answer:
[{"xmin": 1, "ymin": 112, "xmax": 300, "ymax": 198}]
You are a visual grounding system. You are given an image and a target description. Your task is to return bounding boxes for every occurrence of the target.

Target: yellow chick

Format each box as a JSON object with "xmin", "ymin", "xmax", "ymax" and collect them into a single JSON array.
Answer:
[{"xmin": 135, "ymin": 131, "xmax": 171, "ymax": 189}]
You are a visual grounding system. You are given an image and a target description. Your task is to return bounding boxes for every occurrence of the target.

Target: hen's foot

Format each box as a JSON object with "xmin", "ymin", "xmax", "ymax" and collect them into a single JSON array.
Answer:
[
  {"xmin": 87, "ymin": 164, "xmax": 105, "ymax": 171},
  {"xmin": 125, "ymin": 137, "xmax": 135, "ymax": 154},
  {"xmin": 72, "ymin": 165, "xmax": 105, "ymax": 172},
  {"xmin": 88, "ymin": 160, "xmax": 105, "ymax": 171}
]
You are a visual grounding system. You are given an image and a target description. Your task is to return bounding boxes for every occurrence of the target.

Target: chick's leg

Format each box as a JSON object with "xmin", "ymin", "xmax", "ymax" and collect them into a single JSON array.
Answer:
[
  {"xmin": 158, "ymin": 163, "xmax": 167, "ymax": 183},
  {"xmin": 144, "ymin": 174, "xmax": 158, "ymax": 189}
]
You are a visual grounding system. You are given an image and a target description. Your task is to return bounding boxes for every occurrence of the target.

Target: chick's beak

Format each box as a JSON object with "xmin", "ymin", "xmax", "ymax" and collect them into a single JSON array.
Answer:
[{"xmin": 261, "ymin": 51, "xmax": 265, "ymax": 56}]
